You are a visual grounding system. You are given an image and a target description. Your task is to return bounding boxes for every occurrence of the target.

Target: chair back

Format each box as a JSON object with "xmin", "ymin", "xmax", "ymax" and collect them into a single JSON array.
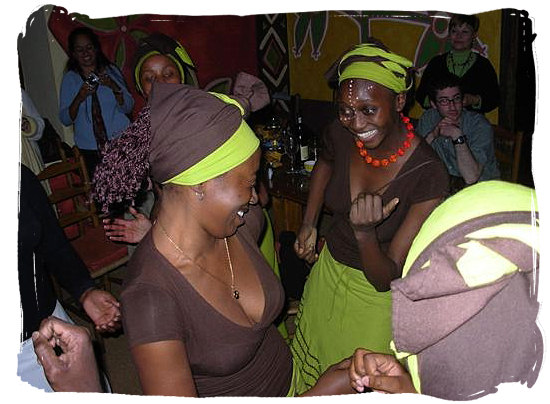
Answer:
[
  {"xmin": 492, "ymin": 125, "xmax": 523, "ymax": 183},
  {"xmin": 37, "ymin": 146, "xmax": 99, "ymax": 239}
]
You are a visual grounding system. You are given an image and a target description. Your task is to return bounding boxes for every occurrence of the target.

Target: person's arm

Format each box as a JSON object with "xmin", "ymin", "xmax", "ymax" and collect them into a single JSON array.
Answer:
[
  {"xmin": 131, "ymin": 340, "xmax": 197, "ymax": 396},
  {"xmin": 32, "ymin": 317, "xmax": 103, "ymax": 393},
  {"xmin": 352, "ymin": 196, "xmax": 443, "ymax": 292},
  {"xmin": 80, "ymin": 288, "xmax": 121, "ymax": 332},
  {"xmin": 21, "ymin": 90, "xmax": 45, "ymax": 141},
  {"xmin": 103, "ymin": 65, "xmax": 134, "ymax": 113},
  {"xmin": 465, "ymin": 57, "xmax": 500, "ymax": 114},
  {"xmin": 294, "ymin": 155, "xmax": 332, "ymax": 263},
  {"xmin": 415, "ymin": 109, "xmax": 439, "ymax": 145},
  {"xmin": 423, "ymin": 127, "xmax": 439, "ymax": 145},
  {"xmin": 23, "ymin": 166, "xmax": 121, "ymax": 330},
  {"xmin": 349, "ymin": 348, "xmax": 416, "ymax": 394},
  {"xmin": 439, "ymin": 117, "xmax": 482, "ymax": 184},
  {"xmin": 59, "ymin": 72, "xmax": 92, "ymax": 124}
]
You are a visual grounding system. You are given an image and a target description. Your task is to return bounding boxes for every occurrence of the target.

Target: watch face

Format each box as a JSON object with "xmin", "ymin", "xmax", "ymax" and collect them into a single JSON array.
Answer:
[{"xmin": 453, "ymin": 136, "xmax": 466, "ymax": 145}]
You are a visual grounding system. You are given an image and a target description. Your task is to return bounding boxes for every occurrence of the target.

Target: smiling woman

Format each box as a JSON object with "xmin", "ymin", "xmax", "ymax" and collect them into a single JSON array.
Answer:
[
  {"xmin": 59, "ymin": 27, "xmax": 134, "ymax": 177},
  {"xmin": 91, "ymin": 83, "xmax": 361, "ymax": 397},
  {"xmin": 415, "ymin": 13, "xmax": 500, "ymax": 114},
  {"xmin": 290, "ymin": 40, "xmax": 450, "ymax": 394}
]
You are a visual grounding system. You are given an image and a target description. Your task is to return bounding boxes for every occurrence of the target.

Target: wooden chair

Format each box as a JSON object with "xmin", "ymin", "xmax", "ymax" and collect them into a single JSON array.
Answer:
[
  {"xmin": 37, "ymin": 146, "xmax": 129, "ymax": 296},
  {"xmin": 492, "ymin": 125, "xmax": 523, "ymax": 183}
]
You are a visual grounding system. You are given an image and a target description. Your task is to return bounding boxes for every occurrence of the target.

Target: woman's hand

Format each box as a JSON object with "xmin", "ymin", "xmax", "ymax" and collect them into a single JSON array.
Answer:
[
  {"xmin": 78, "ymin": 81, "xmax": 96, "ymax": 99},
  {"xmin": 103, "ymin": 207, "xmax": 152, "ymax": 244},
  {"xmin": 294, "ymin": 223, "xmax": 318, "ymax": 263},
  {"xmin": 301, "ymin": 358, "xmax": 356, "ymax": 396},
  {"xmin": 462, "ymin": 93, "xmax": 481, "ymax": 108},
  {"xmin": 349, "ymin": 193, "xmax": 399, "ymax": 233},
  {"xmin": 349, "ymin": 348, "xmax": 416, "ymax": 394},
  {"xmin": 98, "ymin": 73, "xmax": 119, "ymax": 92},
  {"xmin": 80, "ymin": 288, "xmax": 121, "ymax": 333}
]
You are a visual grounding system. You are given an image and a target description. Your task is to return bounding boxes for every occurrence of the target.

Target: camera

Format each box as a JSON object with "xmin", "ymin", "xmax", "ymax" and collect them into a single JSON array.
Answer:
[{"xmin": 85, "ymin": 72, "xmax": 101, "ymax": 88}]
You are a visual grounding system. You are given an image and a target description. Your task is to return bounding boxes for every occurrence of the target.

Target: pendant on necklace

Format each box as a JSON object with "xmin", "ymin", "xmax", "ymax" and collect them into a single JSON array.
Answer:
[{"xmin": 233, "ymin": 290, "xmax": 240, "ymax": 299}]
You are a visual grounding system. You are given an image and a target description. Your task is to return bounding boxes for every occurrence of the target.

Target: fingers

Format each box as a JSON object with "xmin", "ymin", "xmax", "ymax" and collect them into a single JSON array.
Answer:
[
  {"xmin": 350, "ymin": 194, "xmax": 392, "ymax": 228},
  {"xmin": 32, "ymin": 330, "xmax": 60, "ymax": 373},
  {"xmin": 382, "ymin": 197, "xmax": 399, "ymax": 219},
  {"xmin": 103, "ymin": 218, "xmax": 131, "ymax": 230},
  {"xmin": 349, "ymin": 348, "xmax": 372, "ymax": 392},
  {"xmin": 294, "ymin": 225, "xmax": 317, "ymax": 260},
  {"xmin": 361, "ymin": 374, "xmax": 415, "ymax": 394}
]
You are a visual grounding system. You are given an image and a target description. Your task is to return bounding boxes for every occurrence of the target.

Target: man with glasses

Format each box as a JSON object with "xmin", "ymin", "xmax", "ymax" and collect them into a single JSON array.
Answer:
[{"xmin": 416, "ymin": 73, "xmax": 500, "ymax": 193}]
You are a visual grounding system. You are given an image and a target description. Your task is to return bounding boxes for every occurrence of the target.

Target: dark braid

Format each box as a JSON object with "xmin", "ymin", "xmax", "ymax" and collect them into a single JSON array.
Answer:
[{"xmin": 92, "ymin": 106, "xmax": 152, "ymax": 213}]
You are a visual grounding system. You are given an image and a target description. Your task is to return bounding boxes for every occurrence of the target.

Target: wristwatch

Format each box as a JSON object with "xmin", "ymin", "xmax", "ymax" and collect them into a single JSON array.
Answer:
[{"xmin": 452, "ymin": 135, "xmax": 466, "ymax": 145}]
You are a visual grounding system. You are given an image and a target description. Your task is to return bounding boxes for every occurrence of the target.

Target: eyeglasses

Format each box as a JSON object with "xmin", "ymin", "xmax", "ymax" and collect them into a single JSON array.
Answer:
[{"xmin": 436, "ymin": 94, "xmax": 462, "ymax": 106}]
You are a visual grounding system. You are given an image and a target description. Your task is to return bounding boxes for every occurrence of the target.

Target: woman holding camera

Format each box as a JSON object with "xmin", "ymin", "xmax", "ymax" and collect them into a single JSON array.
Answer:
[{"xmin": 59, "ymin": 26, "xmax": 134, "ymax": 176}]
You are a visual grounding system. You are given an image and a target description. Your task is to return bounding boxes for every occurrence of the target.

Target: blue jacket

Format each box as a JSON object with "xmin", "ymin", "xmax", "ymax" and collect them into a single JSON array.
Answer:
[{"xmin": 59, "ymin": 65, "xmax": 134, "ymax": 150}]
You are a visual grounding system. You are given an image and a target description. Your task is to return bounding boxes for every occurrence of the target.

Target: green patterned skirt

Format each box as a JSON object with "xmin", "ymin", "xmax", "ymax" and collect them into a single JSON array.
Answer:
[{"xmin": 290, "ymin": 245, "xmax": 393, "ymax": 394}]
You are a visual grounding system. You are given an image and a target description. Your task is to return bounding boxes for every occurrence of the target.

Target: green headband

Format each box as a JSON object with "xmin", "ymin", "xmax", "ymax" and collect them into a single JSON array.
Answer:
[
  {"xmin": 134, "ymin": 50, "xmax": 191, "ymax": 94},
  {"xmin": 163, "ymin": 93, "xmax": 259, "ymax": 186},
  {"xmin": 338, "ymin": 44, "xmax": 413, "ymax": 93},
  {"xmin": 402, "ymin": 181, "xmax": 538, "ymax": 278}
]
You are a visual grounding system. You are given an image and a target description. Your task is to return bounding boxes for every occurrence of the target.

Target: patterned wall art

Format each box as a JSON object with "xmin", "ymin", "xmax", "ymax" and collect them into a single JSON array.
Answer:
[{"xmin": 256, "ymin": 14, "xmax": 291, "ymax": 113}]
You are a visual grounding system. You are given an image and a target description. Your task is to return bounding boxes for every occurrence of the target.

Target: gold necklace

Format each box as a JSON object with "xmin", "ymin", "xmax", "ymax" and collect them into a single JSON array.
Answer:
[{"xmin": 156, "ymin": 221, "xmax": 240, "ymax": 299}]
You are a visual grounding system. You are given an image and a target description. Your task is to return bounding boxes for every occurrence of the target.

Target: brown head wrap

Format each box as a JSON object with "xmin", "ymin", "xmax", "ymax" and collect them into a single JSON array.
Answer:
[{"xmin": 148, "ymin": 83, "xmax": 244, "ymax": 183}]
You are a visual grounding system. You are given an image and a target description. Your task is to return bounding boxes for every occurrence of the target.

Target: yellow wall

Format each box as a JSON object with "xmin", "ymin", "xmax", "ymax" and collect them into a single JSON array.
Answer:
[{"xmin": 288, "ymin": 10, "xmax": 501, "ymax": 124}]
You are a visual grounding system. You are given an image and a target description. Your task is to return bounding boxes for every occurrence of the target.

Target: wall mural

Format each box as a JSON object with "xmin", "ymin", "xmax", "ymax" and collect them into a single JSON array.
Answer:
[
  {"xmin": 47, "ymin": 6, "xmax": 259, "ymax": 114},
  {"xmin": 286, "ymin": 10, "xmax": 500, "ymax": 121},
  {"xmin": 292, "ymin": 11, "xmax": 489, "ymax": 65}
]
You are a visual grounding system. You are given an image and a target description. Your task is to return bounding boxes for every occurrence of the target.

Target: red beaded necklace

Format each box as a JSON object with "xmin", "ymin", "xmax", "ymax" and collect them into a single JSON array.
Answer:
[{"xmin": 354, "ymin": 114, "xmax": 415, "ymax": 167}]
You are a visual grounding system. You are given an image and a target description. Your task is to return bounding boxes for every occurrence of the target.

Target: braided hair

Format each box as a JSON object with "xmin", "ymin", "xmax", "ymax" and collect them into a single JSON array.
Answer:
[{"xmin": 92, "ymin": 106, "xmax": 152, "ymax": 213}]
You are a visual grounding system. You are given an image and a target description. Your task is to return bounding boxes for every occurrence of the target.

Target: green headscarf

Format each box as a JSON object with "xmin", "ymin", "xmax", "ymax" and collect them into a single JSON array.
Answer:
[
  {"xmin": 338, "ymin": 42, "xmax": 413, "ymax": 93},
  {"xmin": 133, "ymin": 33, "xmax": 196, "ymax": 94}
]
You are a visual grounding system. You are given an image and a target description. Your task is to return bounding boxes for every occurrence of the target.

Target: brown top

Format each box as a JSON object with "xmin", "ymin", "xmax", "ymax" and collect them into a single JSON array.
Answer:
[
  {"xmin": 322, "ymin": 119, "xmax": 449, "ymax": 270},
  {"xmin": 121, "ymin": 205, "xmax": 292, "ymax": 397}
]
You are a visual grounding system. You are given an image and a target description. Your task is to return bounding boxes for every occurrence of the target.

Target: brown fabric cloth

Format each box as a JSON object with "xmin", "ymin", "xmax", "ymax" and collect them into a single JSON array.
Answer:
[
  {"xmin": 120, "ymin": 205, "xmax": 293, "ymax": 397},
  {"xmin": 148, "ymin": 83, "xmax": 245, "ymax": 183},
  {"xmin": 321, "ymin": 119, "xmax": 449, "ymax": 270},
  {"xmin": 392, "ymin": 211, "xmax": 542, "ymax": 400}
]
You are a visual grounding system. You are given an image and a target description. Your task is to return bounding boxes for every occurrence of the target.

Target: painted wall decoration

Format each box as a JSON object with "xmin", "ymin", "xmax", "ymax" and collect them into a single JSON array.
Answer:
[
  {"xmin": 287, "ymin": 10, "xmax": 501, "ymax": 122},
  {"xmin": 47, "ymin": 6, "xmax": 259, "ymax": 114},
  {"xmin": 256, "ymin": 14, "xmax": 290, "ymax": 112}
]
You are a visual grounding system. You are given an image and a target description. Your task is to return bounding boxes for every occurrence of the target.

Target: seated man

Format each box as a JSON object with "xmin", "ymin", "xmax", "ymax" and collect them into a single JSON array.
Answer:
[{"xmin": 416, "ymin": 73, "xmax": 500, "ymax": 193}]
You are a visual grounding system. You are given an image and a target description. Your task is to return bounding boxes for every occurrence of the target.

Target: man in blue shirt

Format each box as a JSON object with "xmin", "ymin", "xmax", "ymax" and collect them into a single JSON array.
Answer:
[{"xmin": 416, "ymin": 73, "xmax": 500, "ymax": 192}]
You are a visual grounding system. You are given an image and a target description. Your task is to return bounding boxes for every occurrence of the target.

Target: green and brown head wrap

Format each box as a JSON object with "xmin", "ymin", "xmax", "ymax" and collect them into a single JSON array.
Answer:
[
  {"xmin": 133, "ymin": 33, "xmax": 196, "ymax": 95},
  {"xmin": 148, "ymin": 83, "xmax": 259, "ymax": 185},
  {"xmin": 337, "ymin": 42, "xmax": 413, "ymax": 93},
  {"xmin": 390, "ymin": 181, "xmax": 541, "ymax": 400},
  {"xmin": 92, "ymin": 83, "xmax": 259, "ymax": 211}
]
